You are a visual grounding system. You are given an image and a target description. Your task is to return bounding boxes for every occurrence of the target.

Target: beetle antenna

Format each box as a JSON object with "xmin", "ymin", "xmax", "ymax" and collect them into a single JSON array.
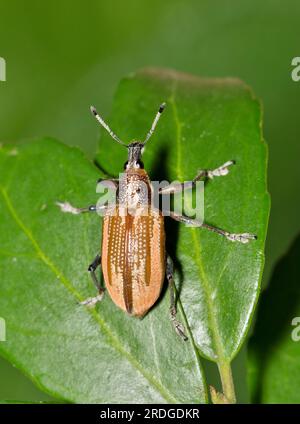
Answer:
[
  {"xmin": 90, "ymin": 106, "xmax": 127, "ymax": 147},
  {"xmin": 143, "ymin": 102, "xmax": 166, "ymax": 145}
]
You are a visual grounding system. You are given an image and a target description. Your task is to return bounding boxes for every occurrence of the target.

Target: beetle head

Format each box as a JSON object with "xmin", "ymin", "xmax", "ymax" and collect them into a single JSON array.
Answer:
[{"xmin": 124, "ymin": 141, "xmax": 145, "ymax": 169}]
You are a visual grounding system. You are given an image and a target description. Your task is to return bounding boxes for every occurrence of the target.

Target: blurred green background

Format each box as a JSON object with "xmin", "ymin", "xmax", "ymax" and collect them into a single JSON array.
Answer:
[{"xmin": 0, "ymin": 0, "xmax": 299, "ymax": 403}]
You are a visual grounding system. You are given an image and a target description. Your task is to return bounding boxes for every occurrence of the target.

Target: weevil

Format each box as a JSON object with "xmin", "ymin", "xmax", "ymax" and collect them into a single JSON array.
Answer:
[{"xmin": 57, "ymin": 103, "xmax": 256, "ymax": 340}]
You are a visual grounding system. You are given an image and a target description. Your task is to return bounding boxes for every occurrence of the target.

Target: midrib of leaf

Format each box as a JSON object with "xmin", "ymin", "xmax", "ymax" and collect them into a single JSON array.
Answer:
[
  {"xmin": 0, "ymin": 185, "xmax": 180, "ymax": 403},
  {"xmin": 168, "ymin": 83, "xmax": 225, "ymax": 363},
  {"xmin": 169, "ymin": 80, "xmax": 184, "ymax": 181},
  {"xmin": 163, "ymin": 83, "xmax": 208, "ymax": 401}
]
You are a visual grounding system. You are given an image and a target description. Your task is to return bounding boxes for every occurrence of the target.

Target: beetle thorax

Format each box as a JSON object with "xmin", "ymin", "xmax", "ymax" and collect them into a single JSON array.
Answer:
[{"xmin": 118, "ymin": 169, "xmax": 152, "ymax": 212}]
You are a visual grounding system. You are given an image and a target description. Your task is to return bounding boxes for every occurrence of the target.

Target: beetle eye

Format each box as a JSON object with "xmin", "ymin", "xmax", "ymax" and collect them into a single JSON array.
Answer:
[
  {"xmin": 137, "ymin": 160, "xmax": 144, "ymax": 169},
  {"xmin": 124, "ymin": 161, "xmax": 128, "ymax": 169}
]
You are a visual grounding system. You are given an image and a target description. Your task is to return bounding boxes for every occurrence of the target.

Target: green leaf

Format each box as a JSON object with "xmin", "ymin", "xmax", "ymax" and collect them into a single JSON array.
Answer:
[
  {"xmin": 0, "ymin": 139, "xmax": 206, "ymax": 403},
  {"xmin": 248, "ymin": 234, "xmax": 300, "ymax": 403},
  {"xmin": 96, "ymin": 68, "xmax": 269, "ymax": 365}
]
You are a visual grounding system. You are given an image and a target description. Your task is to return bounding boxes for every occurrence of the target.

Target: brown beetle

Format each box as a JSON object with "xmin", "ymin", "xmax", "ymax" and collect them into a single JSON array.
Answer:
[{"xmin": 57, "ymin": 103, "xmax": 256, "ymax": 340}]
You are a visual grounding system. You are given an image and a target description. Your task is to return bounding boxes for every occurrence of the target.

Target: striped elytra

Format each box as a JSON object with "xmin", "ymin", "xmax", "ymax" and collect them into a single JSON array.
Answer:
[{"xmin": 101, "ymin": 168, "xmax": 166, "ymax": 316}]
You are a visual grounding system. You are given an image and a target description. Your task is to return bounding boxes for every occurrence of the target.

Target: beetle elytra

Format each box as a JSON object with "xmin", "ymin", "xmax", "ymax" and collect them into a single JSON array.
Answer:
[{"xmin": 57, "ymin": 103, "xmax": 256, "ymax": 340}]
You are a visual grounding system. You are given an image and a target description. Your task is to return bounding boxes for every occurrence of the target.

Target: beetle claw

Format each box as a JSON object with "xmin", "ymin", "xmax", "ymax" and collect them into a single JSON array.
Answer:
[
  {"xmin": 170, "ymin": 307, "xmax": 188, "ymax": 341},
  {"xmin": 80, "ymin": 293, "xmax": 104, "ymax": 307},
  {"xmin": 226, "ymin": 232, "xmax": 257, "ymax": 243},
  {"xmin": 173, "ymin": 320, "xmax": 188, "ymax": 341},
  {"xmin": 207, "ymin": 160, "xmax": 235, "ymax": 179},
  {"xmin": 56, "ymin": 201, "xmax": 82, "ymax": 215}
]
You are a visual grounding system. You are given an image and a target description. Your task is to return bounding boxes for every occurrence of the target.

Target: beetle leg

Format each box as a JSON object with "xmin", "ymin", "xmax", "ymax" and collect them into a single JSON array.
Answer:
[
  {"xmin": 80, "ymin": 254, "xmax": 105, "ymax": 307},
  {"xmin": 88, "ymin": 254, "xmax": 103, "ymax": 291},
  {"xmin": 56, "ymin": 202, "xmax": 107, "ymax": 215},
  {"xmin": 167, "ymin": 212, "xmax": 257, "ymax": 244},
  {"xmin": 57, "ymin": 179, "xmax": 118, "ymax": 214},
  {"xmin": 166, "ymin": 255, "xmax": 188, "ymax": 341},
  {"xmin": 159, "ymin": 160, "xmax": 235, "ymax": 194}
]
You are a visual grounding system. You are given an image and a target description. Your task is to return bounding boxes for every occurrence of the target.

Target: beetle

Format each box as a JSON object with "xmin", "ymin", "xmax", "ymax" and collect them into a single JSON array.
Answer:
[{"xmin": 57, "ymin": 103, "xmax": 256, "ymax": 340}]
